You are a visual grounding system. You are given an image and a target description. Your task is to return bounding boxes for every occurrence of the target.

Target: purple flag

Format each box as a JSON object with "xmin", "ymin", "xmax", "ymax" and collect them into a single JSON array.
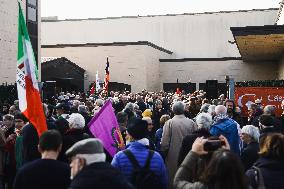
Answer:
[{"xmin": 88, "ymin": 100, "xmax": 125, "ymax": 157}]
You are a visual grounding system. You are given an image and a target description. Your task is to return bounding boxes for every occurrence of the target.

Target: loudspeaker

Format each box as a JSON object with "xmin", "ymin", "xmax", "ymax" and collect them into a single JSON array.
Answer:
[
  {"xmin": 206, "ymin": 80, "xmax": 218, "ymax": 99},
  {"xmin": 43, "ymin": 81, "xmax": 56, "ymax": 100}
]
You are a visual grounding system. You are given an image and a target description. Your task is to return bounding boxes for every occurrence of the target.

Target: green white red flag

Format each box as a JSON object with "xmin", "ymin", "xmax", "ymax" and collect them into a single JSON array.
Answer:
[{"xmin": 17, "ymin": 3, "xmax": 47, "ymax": 136}]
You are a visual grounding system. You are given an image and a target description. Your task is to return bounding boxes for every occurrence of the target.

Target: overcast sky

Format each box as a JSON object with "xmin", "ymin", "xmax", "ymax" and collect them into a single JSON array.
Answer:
[{"xmin": 41, "ymin": 0, "xmax": 281, "ymax": 19}]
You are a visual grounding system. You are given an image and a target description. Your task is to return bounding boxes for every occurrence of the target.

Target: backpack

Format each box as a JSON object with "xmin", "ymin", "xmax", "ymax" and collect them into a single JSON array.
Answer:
[
  {"xmin": 252, "ymin": 166, "xmax": 266, "ymax": 189},
  {"xmin": 123, "ymin": 150, "xmax": 163, "ymax": 189}
]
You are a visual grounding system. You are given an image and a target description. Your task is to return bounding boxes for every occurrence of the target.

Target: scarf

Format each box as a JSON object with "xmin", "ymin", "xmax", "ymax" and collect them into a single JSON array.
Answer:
[{"xmin": 213, "ymin": 113, "xmax": 229, "ymax": 125}]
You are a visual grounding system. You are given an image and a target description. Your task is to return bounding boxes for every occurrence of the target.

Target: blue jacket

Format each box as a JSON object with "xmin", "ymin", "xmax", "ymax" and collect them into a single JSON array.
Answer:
[
  {"xmin": 210, "ymin": 118, "xmax": 240, "ymax": 155},
  {"xmin": 111, "ymin": 142, "xmax": 168, "ymax": 189},
  {"xmin": 155, "ymin": 128, "xmax": 163, "ymax": 151}
]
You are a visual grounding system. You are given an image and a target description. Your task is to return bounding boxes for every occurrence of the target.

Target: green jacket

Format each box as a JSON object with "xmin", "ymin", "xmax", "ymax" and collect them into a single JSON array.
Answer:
[{"xmin": 15, "ymin": 136, "xmax": 24, "ymax": 170}]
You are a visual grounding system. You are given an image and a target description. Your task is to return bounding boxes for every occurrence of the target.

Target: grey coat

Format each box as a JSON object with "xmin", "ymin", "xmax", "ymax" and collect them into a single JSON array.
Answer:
[{"xmin": 161, "ymin": 114, "xmax": 197, "ymax": 187}]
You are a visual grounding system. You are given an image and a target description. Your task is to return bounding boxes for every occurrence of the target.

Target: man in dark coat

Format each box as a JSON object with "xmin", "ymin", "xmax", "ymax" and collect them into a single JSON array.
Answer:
[
  {"xmin": 66, "ymin": 138, "xmax": 134, "ymax": 189},
  {"xmin": 248, "ymin": 103, "xmax": 263, "ymax": 127},
  {"xmin": 13, "ymin": 130, "xmax": 70, "ymax": 189},
  {"xmin": 136, "ymin": 95, "xmax": 146, "ymax": 112}
]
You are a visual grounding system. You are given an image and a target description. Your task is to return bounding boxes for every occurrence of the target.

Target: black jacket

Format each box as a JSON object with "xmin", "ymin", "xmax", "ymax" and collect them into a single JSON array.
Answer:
[
  {"xmin": 13, "ymin": 159, "xmax": 70, "ymax": 189},
  {"xmin": 178, "ymin": 129, "xmax": 211, "ymax": 166},
  {"xmin": 22, "ymin": 124, "xmax": 40, "ymax": 164},
  {"xmin": 69, "ymin": 162, "xmax": 135, "ymax": 189},
  {"xmin": 240, "ymin": 141, "xmax": 259, "ymax": 171},
  {"xmin": 137, "ymin": 101, "xmax": 146, "ymax": 112},
  {"xmin": 246, "ymin": 157, "xmax": 284, "ymax": 189},
  {"xmin": 58, "ymin": 129, "xmax": 89, "ymax": 163}
]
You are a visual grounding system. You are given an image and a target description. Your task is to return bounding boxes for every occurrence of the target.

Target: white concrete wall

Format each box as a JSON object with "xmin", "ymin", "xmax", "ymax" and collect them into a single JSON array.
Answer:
[
  {"xmin": 160, "ymin": 60, "xmax": 278, "ymax": 86},
  {"xmin": 0, "ymin": 0, "xmax": 25, "ymax": 84},
  {"xmin": 41, "ymin": 45, "xmax": 171, "ymax": 92},
  {"xmin": 42, "ymin": 45, "xmax": 279, "ymax": 93},
  {"xmin": 42, "ymin": 9, "xmax": 278, "ymax": 58},
  {"xmin": 0, "ymin": 0, "xmax": 41, "ymax": 84}
]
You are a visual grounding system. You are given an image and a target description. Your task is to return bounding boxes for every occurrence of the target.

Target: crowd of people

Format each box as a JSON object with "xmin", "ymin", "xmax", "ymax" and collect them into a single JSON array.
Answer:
[{"xmin": 0, "ymin": 89, "xmax": 283, "ymax": 189}]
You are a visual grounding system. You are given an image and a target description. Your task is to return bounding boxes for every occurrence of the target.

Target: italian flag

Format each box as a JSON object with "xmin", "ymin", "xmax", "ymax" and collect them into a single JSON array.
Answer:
[{"xmin": 17, "ymin": 3, "xmax": 47, "ymax": 136}]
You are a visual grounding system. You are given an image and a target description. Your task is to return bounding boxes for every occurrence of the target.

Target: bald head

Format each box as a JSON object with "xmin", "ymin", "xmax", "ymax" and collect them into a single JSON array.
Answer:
[{"xmin": 215, "ymin": 105, "xmax": 227, "ymax": 115}]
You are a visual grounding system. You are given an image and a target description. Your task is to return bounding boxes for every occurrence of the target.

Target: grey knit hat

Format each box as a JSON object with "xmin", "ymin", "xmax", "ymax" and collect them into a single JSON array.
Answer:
[{"xmin": 65, "ymin": 138, "xmax": 104, "ymax": 157}]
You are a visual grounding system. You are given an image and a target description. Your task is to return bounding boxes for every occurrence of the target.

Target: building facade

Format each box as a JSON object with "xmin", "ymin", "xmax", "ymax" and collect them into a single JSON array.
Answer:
[
  {"xmin": 0, "ymin": 0, "xmax": 41, "ymax": 84},
  {"xmin": 41, "ymin": 8, "xmax": 280, "ymax": 93}
]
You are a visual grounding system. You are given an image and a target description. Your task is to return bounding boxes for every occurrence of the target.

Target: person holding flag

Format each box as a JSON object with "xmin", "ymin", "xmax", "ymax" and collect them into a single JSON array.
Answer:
[{"xmin": 103, "ymin": 57, "xmax": 110, "ymax": 94}]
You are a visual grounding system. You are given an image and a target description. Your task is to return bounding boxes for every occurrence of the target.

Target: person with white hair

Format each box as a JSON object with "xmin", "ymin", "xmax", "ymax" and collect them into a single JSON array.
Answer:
[
  {"xmin": 58, "ymin": 113, "xmax": 89, "ymax": 163},
  {"xmin": 92, "ymin": 99, "xmax": 104, "ymax": 116},
  {"xmin": 123, "ymin": 102, "xmax": 136, "ymax": 120},
  {"xmin": 240, "ymin": 125, "xmax": 260, "ymax": 171},
  {"xmin": 178, "ymin": 113, "xmax": 212, "ymax": 166},
  {"xmin": 208, "ymin": 105, "xmax": 216, "ymax": 117},
  {"xmin": 210, "ymin": 105, "xmax": 240, "ymax": 155},
  {"xmin": 161, "ymin": 101, "xmax": 197, "ymax": 188}
]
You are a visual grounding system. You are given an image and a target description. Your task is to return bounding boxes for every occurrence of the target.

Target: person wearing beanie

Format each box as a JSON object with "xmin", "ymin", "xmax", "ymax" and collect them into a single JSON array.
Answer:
[
  {"xmin": 111, "ymin": 118, "xmax": 167, "ymax": 189},
  {"xmin": 259, "ymin": 114, "xmax": 278, "ymax": 138},
  {"xmin": 142, "ymin": 109, "xmax": 152, "ymax": 118},
  {"xmin": 66, "ymin": 138, "xmax": 134, "ymax": 189}
]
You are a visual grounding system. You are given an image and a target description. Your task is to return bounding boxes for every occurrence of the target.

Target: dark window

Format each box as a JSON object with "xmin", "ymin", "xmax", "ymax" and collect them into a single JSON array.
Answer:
[
  {"xmin": 27, "ymin": 22, "xmax": 38, "ymax": 36},
  {"xmin": 26, "ymin": 1, "xmax": 38, "ymax": 66}
]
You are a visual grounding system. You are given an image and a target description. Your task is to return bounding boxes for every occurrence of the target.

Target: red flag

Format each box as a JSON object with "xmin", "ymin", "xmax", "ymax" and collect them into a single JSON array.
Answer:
[{"xmin": 90, "ymin": 83, "xmax": 95, "ymax": 96}]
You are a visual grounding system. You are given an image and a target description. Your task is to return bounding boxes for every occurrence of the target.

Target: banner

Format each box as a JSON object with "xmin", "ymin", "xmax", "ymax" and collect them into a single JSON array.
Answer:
[
  {"xmin": 234, "ymin": 87, "xmax": 284, "ymax": 117},
  {"xmin": 88, "ymin": 100, "xmax": 124, "ymax": 157}
]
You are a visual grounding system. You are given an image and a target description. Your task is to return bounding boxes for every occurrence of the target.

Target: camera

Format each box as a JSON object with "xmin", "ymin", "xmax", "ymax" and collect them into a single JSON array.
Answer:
[{"xmin": 204, "ymin": 138, "xmax": 225, "ymax": 152}]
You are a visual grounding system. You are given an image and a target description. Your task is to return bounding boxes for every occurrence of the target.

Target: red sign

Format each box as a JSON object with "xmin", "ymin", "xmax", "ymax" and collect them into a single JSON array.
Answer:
[{"xmin": 234, "ymin": 87, "xmax": 284, "ymax": 117}]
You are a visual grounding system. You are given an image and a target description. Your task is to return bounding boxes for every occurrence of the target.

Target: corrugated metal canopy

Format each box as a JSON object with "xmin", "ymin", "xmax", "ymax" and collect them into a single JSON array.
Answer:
[{"xmin": 231, "ymin": 25, "xmax": 284, "ymax": 62}]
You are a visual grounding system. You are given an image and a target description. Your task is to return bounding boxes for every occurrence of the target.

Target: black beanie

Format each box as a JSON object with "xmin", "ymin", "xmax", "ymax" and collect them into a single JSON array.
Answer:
[{"xmin": 127, "ymin": 118, "xmax": 147, "ymax": 140}]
